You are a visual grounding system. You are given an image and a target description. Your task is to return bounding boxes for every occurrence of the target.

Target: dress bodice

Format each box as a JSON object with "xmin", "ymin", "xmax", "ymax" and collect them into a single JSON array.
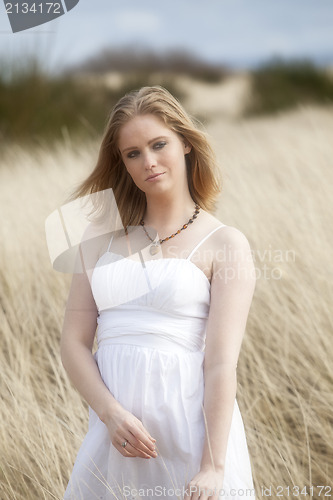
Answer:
[{"xmin": 91, "ymin": 225, "xmax": 225, "ymax": 352}]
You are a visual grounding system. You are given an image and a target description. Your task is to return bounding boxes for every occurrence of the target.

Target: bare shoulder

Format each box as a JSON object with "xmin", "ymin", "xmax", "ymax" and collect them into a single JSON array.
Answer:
[
  {"xmin": 213, "ymin": 225, "xmax": 252, "ymax": 249},
  {"xmin": 211, "ymin": 227, "xmax": 256, "ymax": 292},
  {"xmin": 80, "ymin": 221, "xmax": 112, "ymax": 263},
  {"xmin": 199, "ymin": 211, "xmax": 251, "ymax": 247},
  {"xmin": 199, "ymin": 214, "xmax": 254, "ymax": 272}
]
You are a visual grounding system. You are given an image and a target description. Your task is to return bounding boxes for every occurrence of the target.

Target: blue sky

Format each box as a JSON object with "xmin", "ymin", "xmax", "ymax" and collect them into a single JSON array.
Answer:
[{"xmin": 0, "ymin": 0, "xmax": 333, "ymax": 72}]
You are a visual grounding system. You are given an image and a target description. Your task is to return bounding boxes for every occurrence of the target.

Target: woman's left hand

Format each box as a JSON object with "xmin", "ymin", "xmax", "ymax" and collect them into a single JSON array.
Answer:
[{"xmin": 183, "ymin": 467, "xmax": 224, "ymax": 500}]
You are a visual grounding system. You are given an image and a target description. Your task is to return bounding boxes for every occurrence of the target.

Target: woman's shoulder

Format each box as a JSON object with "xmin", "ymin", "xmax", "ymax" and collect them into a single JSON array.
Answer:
[
  {"xmin": 200, "ymin": 211, "xmax": 252, "ymax": 252},
  {"xmin": 80, "ymin": 221, "xmax": 114, "ymax": 264}
]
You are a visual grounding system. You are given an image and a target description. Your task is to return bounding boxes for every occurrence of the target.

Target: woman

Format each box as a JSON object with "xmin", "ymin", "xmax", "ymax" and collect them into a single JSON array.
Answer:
[{"xmin": 61, "ymin": 86, "xmax": 256, "ymax": 499}]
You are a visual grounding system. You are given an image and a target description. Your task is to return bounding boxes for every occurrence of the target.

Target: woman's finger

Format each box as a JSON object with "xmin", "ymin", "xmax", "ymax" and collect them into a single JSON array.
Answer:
[
  {"xmin": 126, "ymin": 422, "xmax": 157, "ymax": 455},
  {"xmin": 112, "ymin": 440, "xmax": 136, "ymax": 458},
  {"xmin": 183, "ymin": 481, "xmax": 200, "ymax": 500},
  {"xmin": 138, "ymin": 421, "xmax": 156, "ymax": 444},
  {"xmin": 126, "ymin": 432, "xmax": 158, "ymax": 458},
  {"xmin": 115, "ymin": 438, "xmax": 152, "ymax": 459}
]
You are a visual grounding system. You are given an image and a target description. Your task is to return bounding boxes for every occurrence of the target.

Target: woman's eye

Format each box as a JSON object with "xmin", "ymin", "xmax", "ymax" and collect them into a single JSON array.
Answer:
[
  {"xmin": 126, "ymin": 142, "xmax": 166, "ymax": 158},
  {"xmin": 127, "ymin": 150, "xmax": 139, "ymax": 159},
  {"xmin": 153, "ymin": 141, "xmax": 166, "ymax": 150}
]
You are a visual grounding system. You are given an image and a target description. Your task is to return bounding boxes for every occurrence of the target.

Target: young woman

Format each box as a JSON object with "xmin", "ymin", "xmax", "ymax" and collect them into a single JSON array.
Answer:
[{"xmin": 61, "ymin": 86, "xmax": 256, "ymax": 499}]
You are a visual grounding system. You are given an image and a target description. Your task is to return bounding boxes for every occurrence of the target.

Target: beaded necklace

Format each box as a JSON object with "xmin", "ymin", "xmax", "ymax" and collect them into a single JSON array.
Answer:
[{"xmin": 139, "ymin": 203, "xmax": 200, "ymax": 255}]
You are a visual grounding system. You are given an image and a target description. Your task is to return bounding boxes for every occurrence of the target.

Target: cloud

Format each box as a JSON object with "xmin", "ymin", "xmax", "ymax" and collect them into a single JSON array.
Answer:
[
  {"xmin": 1, "ymin": 0, "xmax": 332, "ymax": 71},
  {"xmin": 114, "ymin": 10, "xmax": 160, "ymax": 35}
]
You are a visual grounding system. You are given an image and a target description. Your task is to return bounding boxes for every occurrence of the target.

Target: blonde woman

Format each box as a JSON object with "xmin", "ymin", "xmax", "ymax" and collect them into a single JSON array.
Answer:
[{"xmin": 61, "ymin": 86, "xmax": 256, "ymax": 499}]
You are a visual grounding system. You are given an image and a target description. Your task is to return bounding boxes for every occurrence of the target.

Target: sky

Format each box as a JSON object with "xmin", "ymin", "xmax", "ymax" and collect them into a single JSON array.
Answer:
[{"xmin": 0, "ymin": 0, "xmax": 333, "ymax": 72}]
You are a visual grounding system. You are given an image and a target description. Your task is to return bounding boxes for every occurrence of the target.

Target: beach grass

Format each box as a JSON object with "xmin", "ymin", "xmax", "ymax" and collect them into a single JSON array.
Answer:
[{"xmin": 0, "ymin": 94, "xmax": 332, "ymax": 498}]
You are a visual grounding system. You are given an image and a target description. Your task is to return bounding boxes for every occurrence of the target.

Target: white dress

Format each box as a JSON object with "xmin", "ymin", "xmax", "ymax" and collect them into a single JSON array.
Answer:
[{"xmin": 63, "ymin": 225, "xmax": 255, "ymax": 500}]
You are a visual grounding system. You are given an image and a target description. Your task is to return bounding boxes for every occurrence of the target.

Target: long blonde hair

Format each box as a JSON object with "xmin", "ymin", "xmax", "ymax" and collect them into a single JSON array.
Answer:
[{"xmin": 67, "ymin": 86, "xmax": 222, "ymax": 228}]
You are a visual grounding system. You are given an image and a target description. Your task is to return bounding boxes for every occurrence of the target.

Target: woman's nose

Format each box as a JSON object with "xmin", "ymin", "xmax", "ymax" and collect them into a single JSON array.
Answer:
[{"xmin": 142, "ymin": 150, "xmax": 156, "ymax": 169}]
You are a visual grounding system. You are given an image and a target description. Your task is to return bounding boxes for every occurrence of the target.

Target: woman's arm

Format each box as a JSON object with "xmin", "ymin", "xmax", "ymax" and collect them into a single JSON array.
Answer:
[
  {"xmin": 60, "ymin": 246, "xmax": 157, "ymax": 459},
  {"xmin": 185, "ymin": 226, "xmax": 256, "ymax": 499},
  {"xmin": 60, "ymin": 266, "xmax": 116, "ymax": 422}
]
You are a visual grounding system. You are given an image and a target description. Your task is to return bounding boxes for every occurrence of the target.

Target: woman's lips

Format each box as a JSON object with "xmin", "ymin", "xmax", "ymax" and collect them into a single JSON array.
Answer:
[{"xmin": 146, "ymin": 173, "xmax": 165, "ymax": 181}]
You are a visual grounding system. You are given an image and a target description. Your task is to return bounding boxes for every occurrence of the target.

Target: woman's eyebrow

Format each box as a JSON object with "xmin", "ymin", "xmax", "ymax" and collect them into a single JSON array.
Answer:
[{"xmin": 121, "ymin": 136, "xmax": 168, "ymax": 154}]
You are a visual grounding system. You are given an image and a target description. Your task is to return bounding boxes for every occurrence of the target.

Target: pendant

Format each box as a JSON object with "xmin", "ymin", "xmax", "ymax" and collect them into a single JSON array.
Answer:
[{"xmin": 149, "ymin": 243, "xmax": 160, "ymax": 255}]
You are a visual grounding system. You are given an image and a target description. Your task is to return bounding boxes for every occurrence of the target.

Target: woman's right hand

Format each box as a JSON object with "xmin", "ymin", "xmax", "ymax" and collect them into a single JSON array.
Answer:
[{"xmin": 104, "ymin": 403, "xmax": 158, "ymax": 459}]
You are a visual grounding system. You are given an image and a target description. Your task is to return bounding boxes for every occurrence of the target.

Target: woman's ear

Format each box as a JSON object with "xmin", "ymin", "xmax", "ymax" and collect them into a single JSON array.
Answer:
[{"xmin": 183, "ymin": 140, "xmax": 192, "ymax": 154}]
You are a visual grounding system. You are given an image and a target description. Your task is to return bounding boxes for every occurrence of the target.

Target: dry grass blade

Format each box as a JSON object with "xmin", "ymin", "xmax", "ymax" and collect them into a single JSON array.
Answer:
[{"xmin": 0, "ymin": 102, "xmax": 332, "ymax": 498}]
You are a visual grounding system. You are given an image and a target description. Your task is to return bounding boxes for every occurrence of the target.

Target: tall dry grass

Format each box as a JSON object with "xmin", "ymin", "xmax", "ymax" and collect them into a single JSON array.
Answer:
[{"xmin": 0, "ymin": 103, "xmax": 332, "ymax": 499}]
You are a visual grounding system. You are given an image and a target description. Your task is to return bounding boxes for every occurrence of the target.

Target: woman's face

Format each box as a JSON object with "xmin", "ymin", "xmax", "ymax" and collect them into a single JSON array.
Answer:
[{"xmin": 118, "ymin": 114, "xmax": 191, "ymax": 196}]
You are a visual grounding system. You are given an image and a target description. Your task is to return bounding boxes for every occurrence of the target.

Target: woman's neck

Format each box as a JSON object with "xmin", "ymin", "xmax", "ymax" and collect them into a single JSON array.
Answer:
[{"xmin": 143, "ymin": 195, "xmax": 198, "ymax": 235}]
